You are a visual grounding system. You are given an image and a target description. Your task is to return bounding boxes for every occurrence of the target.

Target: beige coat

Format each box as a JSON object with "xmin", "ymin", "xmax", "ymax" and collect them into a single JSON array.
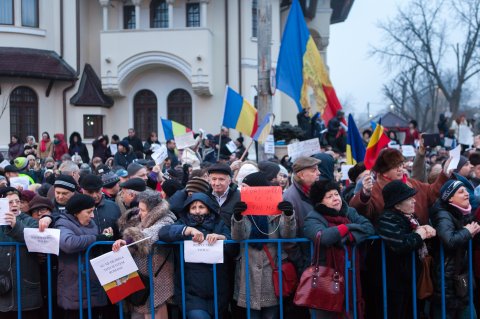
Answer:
[{"xmin": 231, "ymin": 213, "xmax": 296, "ymax": 310}]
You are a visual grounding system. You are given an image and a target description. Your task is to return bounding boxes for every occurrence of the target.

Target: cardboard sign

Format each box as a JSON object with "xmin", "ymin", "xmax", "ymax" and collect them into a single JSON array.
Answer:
[
  {"xmin": 90, "ymin": 246, "xmax": 139, "ymax": 286},
  {"xmin": 184, "ymin": 240, "xmax": 224, "ymax": 264},
  {"xmin": 287, "ymin": 138, "xmax": 321, "ymax": 161},
  {"xmin": 341, "ymin": 165, "xmax": 354, "ymax": 181},
  {"xmin": 24, "ymin": 228, "xmax": 61, "ymax": 255},
  {"xmin": 240, "ymin": 186, "xmax": 283, "ymax": 215},
  {"xmin": 0, "ymin": 198, "xmax": 9, "ymax": 225},
  {"xmin": 264, "ymin": 135, "xmax": 275, "ymax": 154},
  {"xmin": 175, "ymin": 132, "xmax": 196, "ymax": 150},
  {"xmin": 151, "ymin": 145, "xmax": 168, "ymax": 165}
]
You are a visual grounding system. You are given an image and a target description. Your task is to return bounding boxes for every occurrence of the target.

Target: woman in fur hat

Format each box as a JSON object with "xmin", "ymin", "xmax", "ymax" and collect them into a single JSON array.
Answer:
[
  {"xmin": 303, "ymin": 180, "xmax": 374, "ymax": 319},
  {"xmin": 113, "ymin": 190, "xmax": 176, "ymax": 319},
  {"xmin": 377, "ymin": 180, "xmax": 436, "ymax": 319},
  {"xmin": 430, "ymin": 180, "xmax": 480, "ymax": 318},
  {"xmin": 158, "ymin": 193, "xmax": 232, "ymax": 319}
]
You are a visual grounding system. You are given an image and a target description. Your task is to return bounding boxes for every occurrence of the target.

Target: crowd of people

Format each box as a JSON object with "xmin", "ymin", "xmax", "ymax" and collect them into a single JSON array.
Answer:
[{"xmin": 1, "ymin": 120, "xmax": 480, "ymax": 319}]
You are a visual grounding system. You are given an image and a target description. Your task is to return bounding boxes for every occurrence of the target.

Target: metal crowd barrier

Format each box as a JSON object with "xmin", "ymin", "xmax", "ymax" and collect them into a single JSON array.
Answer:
[{"xmin": 1, "ymin": 237, "xmax": 477, "ymax": 319}]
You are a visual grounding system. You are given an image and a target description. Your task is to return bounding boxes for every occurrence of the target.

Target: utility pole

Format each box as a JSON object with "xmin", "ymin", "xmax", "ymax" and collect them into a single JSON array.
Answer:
[{"xmin": 256, "ymin": 0, "xmax": 272, "ymax": 161}]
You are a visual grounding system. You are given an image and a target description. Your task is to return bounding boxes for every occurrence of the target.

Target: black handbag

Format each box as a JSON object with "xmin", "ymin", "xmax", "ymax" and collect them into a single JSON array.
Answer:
[{"xmin": 126, "ymin": 249, "xmax": 172, "ymax": 306}]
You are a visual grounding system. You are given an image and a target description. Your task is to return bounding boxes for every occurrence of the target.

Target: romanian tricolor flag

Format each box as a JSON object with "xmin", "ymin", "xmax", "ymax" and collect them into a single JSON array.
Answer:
[
  {"xmin": 222, "ymin": 86, "xmax": 258, "ymax": 137},
  {"xmin": 103, "ymin": 271, "xmax": 145, "ymax": 304},
  {"xmin": 161, "ymin": 118, "xmax": 192, "ymax": 141},
  {"xmin": 364, "ymin": 123, "xmax": 391, "ymax": 170},
  {"xmin": 346, "ymin": 114, "xmax": 366, "ymax": 165},
  {"xmin": 276, "ymin": 0, "xmax": 342, "ymax": 124},
  {"xmin": 253, "ymin": 113, "xmax": 274, "ymax": 143}
]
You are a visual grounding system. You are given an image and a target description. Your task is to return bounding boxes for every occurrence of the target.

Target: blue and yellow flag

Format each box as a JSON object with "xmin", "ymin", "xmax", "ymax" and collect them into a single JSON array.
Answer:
[
  {"xmin": 346, "ymin": 114, "xmax": 366, "ymax": 165},
  {"xmin": 253, "ymin": 113, "xmax": 274, "ymax": 143},
  {"xmin": 276, "ymin": 0, "xmax": 342, "ymax": 124},
  {"xmin": 222, "ymin": 86, "xmax": 258, "ymax": 137}
]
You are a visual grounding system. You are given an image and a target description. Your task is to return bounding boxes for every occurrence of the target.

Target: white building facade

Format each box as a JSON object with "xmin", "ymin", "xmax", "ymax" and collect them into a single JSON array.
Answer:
[{"xmin": 0, "ymin": 0, "xmax": 353, "ymax": 148}]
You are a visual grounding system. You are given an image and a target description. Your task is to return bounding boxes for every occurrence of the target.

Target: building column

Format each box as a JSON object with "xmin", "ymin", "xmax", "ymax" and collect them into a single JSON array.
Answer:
[
  {"xmin": 167, "ymin": 0, "xmax": 174, "ymax": 28},
  {"xmin": 199, "ymin": 0, "xmax": 209, "ymax": 28},
  {"xmin": 99, "ymin": 0, "xmax": 111, "ymax": 31},
  {"xmin": 132, "ymin": 0, "xmax": 142, "ymax": 29}
]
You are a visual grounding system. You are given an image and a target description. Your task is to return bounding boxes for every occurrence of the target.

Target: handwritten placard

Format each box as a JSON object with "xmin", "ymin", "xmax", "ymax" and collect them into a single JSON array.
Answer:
[
  {"xmin": 9, "ymin": 176, "xmax": 30, "ymax": 191},
  {"xmin": 226, "ymin": 141, "xmax": 237, "ymax": 153},
  {"xmin": 240, "ymin": 186, "xmax": 283, "ymax": 215},
  {"xmin": 90, "ymin": 246, "xmax": 139, "ymax": 286},
  {"xmin": 401, "ymin": 145, "xmax": 416, "ymax": 158},
  {"xmin": 175, "ymin": 132, "xmax": 196, "ymax": 150},
  {"xmin": 0, "ymin": 198, "xmax": 9, "ymax": 225},
  {"xmin": 24, "ymin": 228, "xmax": 61, "ymax": 255},
  {"xmin": 151, "ymin": 145, "xmax": 168, "ymax": 165},
  {"xmin": 287, "ymin": 138, "xmax": 321, "ymax": 161},
  {"xmin": 184, "ymin": 240, "xmax": 224, "ymax": 264},
  {"xmin": 264, "ymin": 135, "xmax": 275, "ymax": 154}
]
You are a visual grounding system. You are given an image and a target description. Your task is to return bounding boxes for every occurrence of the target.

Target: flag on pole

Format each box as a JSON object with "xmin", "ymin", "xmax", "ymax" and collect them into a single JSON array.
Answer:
[
  {"xmin": 222, "ymin": 86, "xmax": 258, "ymax": 137},
  {"xmin": 253, "ymin": 113, "xmax": 275, "ymax": 143},
  {"xmin": 275, "ymin": 0, "xmax": 342, "ymax": 124},
  {"xmin": 346, "ymin": 114, "xmax": 366, "ymax": 165},
  {"xmin": 161, "ymin": 118, "xmax": 192, "ymax": 141},
  {"xmin": 103, "ymin": 271, "xmax": 145, "ymax": 304},
  {"xmin": 364, "ymin": 123, "xmax": 391, "ymax": 170}
]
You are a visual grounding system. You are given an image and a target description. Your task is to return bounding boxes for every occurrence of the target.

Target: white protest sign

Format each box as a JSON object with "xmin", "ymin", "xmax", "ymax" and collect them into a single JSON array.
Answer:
[
  {"xmin": 0, "ymin": 160, "xmax": 10, "ymax": 169},
  {"xmin": 175, "ymin": 132, "xmax": 196, "ymax": 150},
  {"xmin": 0, "ymin": 198, "xmax": 8, "ymax": 226},
  {"xmin": 388, "ymin": 143, "xmax": 400, "ymax": 150},
  {"xmin": 9, "ymin": 176, "xmax": 29, "ymax": 190},
  {"xmin": 287, "ymin": 138, "xmax": 321, "ymax": 161},
  {"xmin": 150, "ymin": 143, "xmax": 162, "ymax": 153},
  {"xmin": 401, "ymin": 145, "xmax": 416, "ymax": 158},
  {"xmin": 444, "ymin": 137, "xmax": 453, "ymax": 148},
  {"xmin": 264, "ymin": 135, "xmax": 275, "ymax": 154},
  {"xmin": 24, "ymin": 228, "xmax": 61, "ymax": 255},
  {"xmin": 458, "ymin": 125, "xmax": 474, "ymax": 146},
  {"xmin": 90, "ymin": 246, "xmax": 139, "ymax": 286},
  {"xmin": 447, "ymin": 144, "xmax": 462, "ymax": 172},
  {"xmin": 226, "ymin": 141, "xmax": 237, "ymax": 153},
  {"xmin": 341, "ymin": 165, "xmax": 354, "ymax": 181},
  {"xmin": 151, "ymin": 145, "xmax": 168, "ymax": 165},
  {"xmin": 109, "ymin": 144, "xmax": 118, "ymax": 155},
  {"xmin": 184, "ymin": 240, "xmax": 224, "ymax": 264}
]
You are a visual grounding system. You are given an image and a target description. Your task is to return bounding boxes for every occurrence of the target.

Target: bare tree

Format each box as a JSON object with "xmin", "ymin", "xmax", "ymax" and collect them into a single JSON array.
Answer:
[{"xmin": 373, "ymin": 0, "xmax": 480, "ymax": 123}]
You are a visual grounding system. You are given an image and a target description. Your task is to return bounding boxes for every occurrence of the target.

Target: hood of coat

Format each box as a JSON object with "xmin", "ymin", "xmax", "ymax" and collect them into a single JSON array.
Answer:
[{"xmin": 69, "ymin": 131, "xmax": 83, "ymax": 145}]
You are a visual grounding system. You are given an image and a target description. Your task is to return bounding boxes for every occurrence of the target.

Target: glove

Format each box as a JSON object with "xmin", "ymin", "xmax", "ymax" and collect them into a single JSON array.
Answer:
[
  {"xmin": 277, "ymin": 201, "xmax": 294, "ymax": 216},
  {"xmin": 233, "ymin": 201, "xmax": 248, "ymax": 221}
]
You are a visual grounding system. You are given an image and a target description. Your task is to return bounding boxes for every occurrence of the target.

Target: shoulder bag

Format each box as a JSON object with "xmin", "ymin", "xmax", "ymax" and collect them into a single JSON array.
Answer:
[{"xmin": 263, "ymin": 244, "xmax": 298, "ymax": 297}]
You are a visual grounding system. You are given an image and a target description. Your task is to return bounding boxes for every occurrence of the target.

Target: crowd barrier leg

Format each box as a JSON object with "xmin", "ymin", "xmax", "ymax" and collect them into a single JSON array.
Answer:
[
  {"xmin": 180, "ymin": 242, "xmax": 186, "ymax": 319},
  {"xmin": 47, "ymin": 254, "xmax": 53, "ymax": 319},
  {"xmin": 277, "ymin": 241, "xmax": 284, "ymax": 319},
  {"xmin": 78, "ymin": 254, "xmax": 83, "ymax": 319},
  {"xmin": 148, "ymin": 254, "xmax": 155, "ymax": 319},
  {"xmin": 345, "ymin": 246, "xmax": 350, "ymax": 316},
  {"xmin": 469, "ymin": 240, "xmax": 474, "ymax": 319},
  {"xmin": 16, "ymin": 244, "xmax": 22, "ymax": 319},
  {"xmin": 411, "ymin": 250, "xmax": 417, "ymax": 319},
  {"xmin": 245, "ymin": 242, "xmax": 251, "ymax": 319},
  {"xmin": 352, "ymin": 246, "xmax": 357, "ymax": 319},
  {"xmin": 440, "ymin": 243, "xmax": 446, "ymax": 319},
  {"xmin": 381, "ymin": 240, "xmax": 387, "ymax": 319},
  {"xmin": 213, "ymin": 263, "xmax": 218, "ymax": 319}
]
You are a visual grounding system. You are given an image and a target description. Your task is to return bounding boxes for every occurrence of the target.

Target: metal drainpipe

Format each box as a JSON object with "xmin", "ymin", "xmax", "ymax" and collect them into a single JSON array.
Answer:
[
  {"xmin": 225, "ymin": 0, "xmax": 229, "ymax": 85},
  {"xmin": 238, "ymin": 0, "xmax": 242, "ymax": 94}
]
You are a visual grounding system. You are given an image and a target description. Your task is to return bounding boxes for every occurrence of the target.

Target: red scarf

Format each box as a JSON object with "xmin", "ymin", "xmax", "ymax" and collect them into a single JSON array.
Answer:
[
  {"xmin": 40, "ymin": 138, "xmax": 49, "ymax": 152},
  {"xmin": 323, "ymin": 214, "xmax": 365, "ymax": 319}
]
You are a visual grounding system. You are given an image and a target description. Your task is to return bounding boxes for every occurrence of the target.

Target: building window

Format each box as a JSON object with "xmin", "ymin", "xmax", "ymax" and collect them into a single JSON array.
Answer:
[
  {"xmin": 134, "ymin": 90, "xmax": 158, "ymax": 141},
  {"xmin": 0, "ymin": 0, "xmax": 13, "ymax": 25},
  {"xmin": 150, "ymin": 0, "xmax": 168, "ymax": 28},
  {"xmin": 83, "ymin": 115, "xmax": 103, "ymax": 139},
  {"xmin": 186, "ymin": 3, "xmax": 200, "ymax": 27},
  {"xmin": 10, "ymin": 86, "xmax": 38, "ymax": 141},
  {"xmin": 252, "ymin": 0, "xmax": 257, "ymax": 38},
  {"xmin": 22, "ymin": 0, "xmax": 39, "ymax": 27},
  {"xmin": 167, "ymin": 89, "xmax": 192, "ymax": 129},
  {"xmin": 123, "ymin": 5, "xmax": 135, "ymax": 29}
]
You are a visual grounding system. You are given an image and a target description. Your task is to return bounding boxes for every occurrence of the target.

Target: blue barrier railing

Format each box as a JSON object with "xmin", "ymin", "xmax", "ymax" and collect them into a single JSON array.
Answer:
[{"xmin": 1, "ymin": 237, "xmax": 478, "ymax": 319}]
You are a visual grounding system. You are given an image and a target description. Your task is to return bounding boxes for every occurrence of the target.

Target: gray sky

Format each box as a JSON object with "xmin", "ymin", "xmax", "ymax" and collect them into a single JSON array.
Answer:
[{"xmin": 328, "ymin": 0, "xmax": 401, "ymax": 117}]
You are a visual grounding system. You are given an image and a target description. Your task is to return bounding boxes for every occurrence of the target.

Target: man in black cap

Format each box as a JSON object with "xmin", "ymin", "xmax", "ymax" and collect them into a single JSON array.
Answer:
[
  {"xmin": 206, "ymin": 163, "xmax": 240, "ymax": 228},
  {"xmin": 80, "ymin": 174, "xmax": 121, "ymax": 238},
  {"xmin": 117, "ymin": 178, "xmax": 146, "ymax": 214},
  {"xmin": 52, "ymin": 174, "xmax": 78, "ymax": 216},
  {"xmin": 102, "ymin": 172, "xmax": 120, "ymax": 201}
]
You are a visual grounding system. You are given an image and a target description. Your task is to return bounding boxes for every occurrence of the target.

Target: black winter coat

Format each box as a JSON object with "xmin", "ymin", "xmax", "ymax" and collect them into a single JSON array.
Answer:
[
  {"xmin": 430, "ymin": 201, "xmax": 473, "ymax": 310},
  {"xmin": 207, "ymin": 184, "xmax": 241, "ymax": 229}
]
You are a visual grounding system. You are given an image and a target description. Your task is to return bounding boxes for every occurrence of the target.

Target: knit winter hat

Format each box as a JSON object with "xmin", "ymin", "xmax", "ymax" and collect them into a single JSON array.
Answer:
[
  {"xmin": 127, "ymin": 163, "xmax": 145, "ymax": 177},
  {"xmin": 242, "ymin": 172, "xmax": 271, "ymax": 187},
  {"xmin": 469, "ymin": 152, "xmax": 480, "ymax": 166},
  {"xmin": 102, "ymin": 172, "xmax": 120, "ymax": 188},
  {"xmin": 236, "ymin": 163, "xmax": 259, "ymax": 185},
  {"xmin": 382, "ymin": 180, "xmax": 417, "ymax": 209},
  {"xmin": 162, "ymin": 179, "xmax": 183, "ymax": 198},
  {"xmin": 28, "ymin": 195, "xmax": 54, "ymax": 213},
  {"xmin": 348, "ymin": 162, "xmax": 366, "ymax": 182},
  {"xmin": 372, "ymin": 149, "xmax": 405, "ymax": 174},
  {"xmin": 454, "ymin": 156, "xmax": 469, "ymax": 173},
  {"xmin": 54, "ymin": 175, "xmax": 77, "ymax": 192},
  {"xmin": 258, "ymin": 161, "xmax": 280, "ymax": 181},
  {"xmin": 20, "ymin": 190, "xmax": 36, "ymax": 203},
  {"xmin": 79, "ymin": 174, "xmax": 103, "ymax": 191},
  {"xmin": 185, "ymin": 177, "xmax": 210, "ymax": 194},
  {"xmin": 309, "ymin": 180, "xmax": 341, "ymax": 206},
  {"xmin": 65, "ymin": 193, "xmax": 95, "ymax": 215},
  {"xmin": 13, "ymin": 157, "xmax": 28, "ymax": 170},
  {"xmin": 440, "ymin": 180, "xmax": 465, "ymax": 202}
]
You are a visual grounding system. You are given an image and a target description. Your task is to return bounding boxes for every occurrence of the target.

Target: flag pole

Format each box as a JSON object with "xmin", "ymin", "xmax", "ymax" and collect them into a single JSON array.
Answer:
[
  {"xmin": 217, "ymin": 126, "xmax": 222, "ymax": 162},
  {"xmin": 239, "ymin": 139, "xmax": 255, "ymax": 161}
]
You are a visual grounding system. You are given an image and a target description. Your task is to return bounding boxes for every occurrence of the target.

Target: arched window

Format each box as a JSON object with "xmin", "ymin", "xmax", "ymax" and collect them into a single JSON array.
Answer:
[
  {"xmin": 10, "ymin": 86, "xmax": 38, "ymax": 141},
  {"xmin": 150, "ymin": 0, "xmax": 168, "ymax": 28},
  {"xmin": 167, "ymin": 89, "xmax": 192, "ymax": 129},
  {"xmin": 252, "ymin": 0, "xmax": 257, "ymax": 38},
  {"xmin": 134, "ymin": 90, "xmax": 158, "ymax": 141}
]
